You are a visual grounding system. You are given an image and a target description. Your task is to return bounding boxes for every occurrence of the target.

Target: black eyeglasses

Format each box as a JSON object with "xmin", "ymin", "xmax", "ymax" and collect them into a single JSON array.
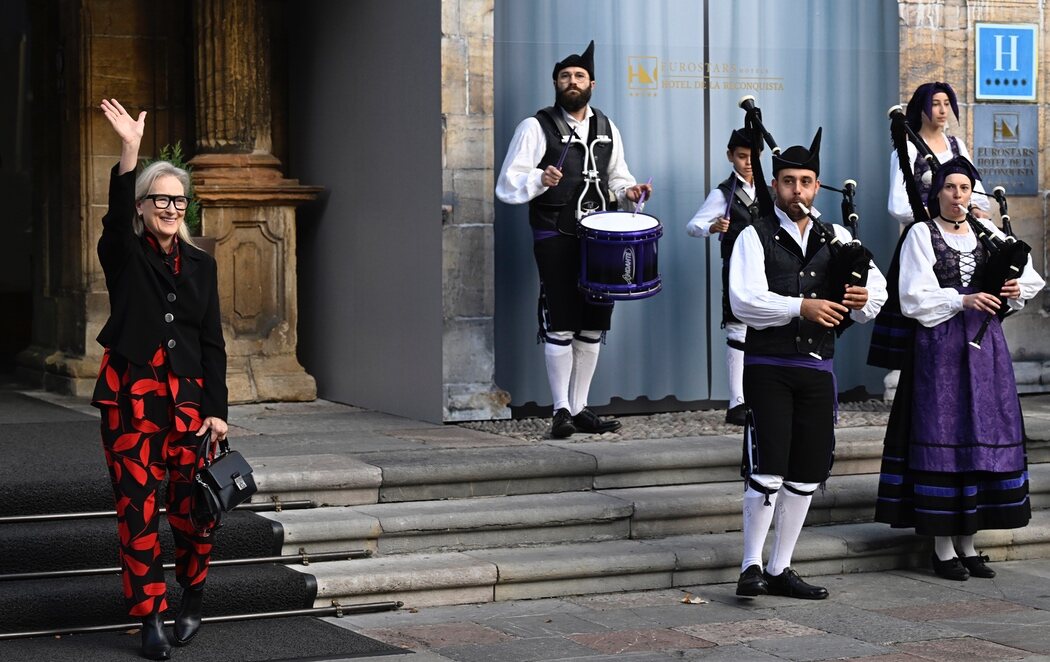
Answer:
[{"xmin": 143, "ymin": 194, "xmax": 191, "ymax": 211}]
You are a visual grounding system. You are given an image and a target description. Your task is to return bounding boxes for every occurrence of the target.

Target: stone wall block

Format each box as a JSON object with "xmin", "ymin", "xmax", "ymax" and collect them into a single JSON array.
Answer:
[
  {"xmin": 443, "ymin": 224, "xmax": 493, "ymax": 319},
  {"xmin": 443, "ymin": 318, "xmax": 496, "ymax": 384},
  {"xmin": 449, "ymin": 168, "xmax": 493, "ymax": 225},
  {"xmin": 88, "ymin": 0, "xmax": 153, "ymax": 36},
  {"xmin": 89, "ymin": 36, "xmax": 155, "ymax": 102},
  {"xmin": 459, "ymin": 0, "xmax": 493, "ymax": 39},
  {"xmin": 445, "ymin": 114, "xmax": 493, "ymax": 171},
  {"xmin": 441, "ymin": 0, "xmax": 461, "ymax": 36},
  {"xmin": 442, "ymin": 36, "xmax": 468, "ymax": 116},
  {"xmin": 467, "ymin": 35, "xmax": 493, "ymax": 116}
]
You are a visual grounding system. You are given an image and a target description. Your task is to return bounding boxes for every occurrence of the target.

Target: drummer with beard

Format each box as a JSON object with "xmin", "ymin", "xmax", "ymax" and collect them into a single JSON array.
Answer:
[
  {"xmin": 496, "ymin": 40, "xmax": 652, "ymax": 439},
  {"xmin": 728, "ymin": 129, "xmax": 887, "ymax": 599}
]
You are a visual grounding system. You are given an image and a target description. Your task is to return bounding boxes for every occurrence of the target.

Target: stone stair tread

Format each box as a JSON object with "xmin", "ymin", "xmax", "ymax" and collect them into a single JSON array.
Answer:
[
  {"xmin": 351, "ymin": 445, "xmax": 598, "ymax": 484},
  {"xmin": 252, "ymin": 453, "xmax": 383, "ymax": 491},
  {"xmin": 263, "ymin": 491, "xmax": 633, "ymax": 537},
  {"xmin": 297, "ymin": 510, "xmax": 1050, "ymax": 608},
  {"xmin": 248, "ymin": 429, "xmax": 895, "ymax": 503}
]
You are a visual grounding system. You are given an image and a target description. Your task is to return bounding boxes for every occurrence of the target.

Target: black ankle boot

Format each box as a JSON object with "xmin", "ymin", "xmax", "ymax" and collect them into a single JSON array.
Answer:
[
  {"xmin": 173, "ymin": 586, "xmax": 204, "ymax": 645},
  {"xmin": 140, "ymin": 613, "xmax": 171, "ymax": 660}
]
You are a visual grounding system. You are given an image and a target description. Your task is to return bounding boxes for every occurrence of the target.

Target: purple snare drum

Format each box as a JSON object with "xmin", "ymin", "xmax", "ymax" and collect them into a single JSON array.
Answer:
[{"xmin": 578, "ymin": 211, "xmax": 663, "ymax": 300}]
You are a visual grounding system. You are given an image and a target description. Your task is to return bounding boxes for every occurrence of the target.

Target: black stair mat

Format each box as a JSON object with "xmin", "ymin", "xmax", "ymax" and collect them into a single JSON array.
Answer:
[
  {"xmin": 0, "ymin": 615, "xmax": 406, "ymax": 661},
  {"xmin": 0, "ymin": 563, "xmax": 317, "ymax": 633},
  {"xmin": 0, "ymin": 420, "xmax": 118, "ymax": 516},
  {"xmin": 0, "ymin": 510, "xmax": 283, "ymax": 574}
]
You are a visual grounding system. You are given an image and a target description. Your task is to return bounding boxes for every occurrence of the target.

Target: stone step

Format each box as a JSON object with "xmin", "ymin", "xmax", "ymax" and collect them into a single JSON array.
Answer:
[
  {"xmin": 611, "ymin": 461, "xmax": 1050, "ymax": 538},
  {"xmin": 248, "ymin": 427, "xmax": 893, "ymax": 506},
  {"xmin": 289, "ymin": 509, "xmax": 1050, "ymax": 608},
  {"xmin": 258, "ymin": 491, "xmax": 633, "ymax": 555},
  {"xmin": 259, "ymin": 463, "xmax": 1050, "ymax": 556}
]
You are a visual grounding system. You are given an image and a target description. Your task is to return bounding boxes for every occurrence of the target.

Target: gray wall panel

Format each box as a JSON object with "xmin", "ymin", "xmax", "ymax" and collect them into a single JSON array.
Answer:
[{"xmin": 289, "ymin": 1, "xmax": 443, "ymax": 422}]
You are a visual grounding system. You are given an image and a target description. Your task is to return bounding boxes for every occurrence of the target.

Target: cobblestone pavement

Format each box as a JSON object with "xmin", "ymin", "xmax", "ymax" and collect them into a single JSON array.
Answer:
[
  {"xmin": 328, "ymin": 560, "xmax": 1050, "ymax": 661},
  {"xmin": 461, "ymin": 401, "xmax": 891, "ymax": 442}
]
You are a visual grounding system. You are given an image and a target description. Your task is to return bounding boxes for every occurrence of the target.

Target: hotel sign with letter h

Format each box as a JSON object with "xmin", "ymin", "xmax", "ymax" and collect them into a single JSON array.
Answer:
[{"xmin": 976, "ymin": 23, "xmax": 1037, "ymax": 101}]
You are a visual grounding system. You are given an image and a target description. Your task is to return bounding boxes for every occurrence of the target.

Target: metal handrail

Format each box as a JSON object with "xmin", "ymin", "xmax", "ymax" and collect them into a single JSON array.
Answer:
[
  {"xmin": 0, "ymin": 498, "xmax": 315, "ymax": 524},
  {"xmin": 0, "ymin": 600, "xmax": 402, "ymax": 640},
  {"xmin": 0, "ymin": 548, "xmax": 371, "ymax": 582}
]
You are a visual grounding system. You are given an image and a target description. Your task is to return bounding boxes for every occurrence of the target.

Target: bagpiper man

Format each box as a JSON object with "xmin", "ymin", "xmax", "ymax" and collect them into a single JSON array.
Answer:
[{"xmin": 729, "ymin": 126, "xmax": 887, "ymax": 599}]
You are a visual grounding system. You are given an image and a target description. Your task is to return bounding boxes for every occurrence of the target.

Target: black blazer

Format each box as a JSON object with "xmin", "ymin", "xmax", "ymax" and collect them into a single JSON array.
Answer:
[{"xmin": 96, "ymin": 164, "xmax": 228, "ymax": 420}]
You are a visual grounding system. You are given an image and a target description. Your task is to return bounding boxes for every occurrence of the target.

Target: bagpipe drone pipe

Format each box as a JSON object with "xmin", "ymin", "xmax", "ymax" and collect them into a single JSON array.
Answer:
[
  {"xmin": 967, "ymin": 188, "xmax": 1031, "ymax": 349},
  {"xmin": 739, "ymin": 96, "xmax": 871, "ymax": 337}
]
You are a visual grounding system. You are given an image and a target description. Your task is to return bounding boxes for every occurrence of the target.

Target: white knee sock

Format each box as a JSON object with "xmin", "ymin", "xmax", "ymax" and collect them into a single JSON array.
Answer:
[
  {"xmin": 726, "ymin": 346, "xmax": 745, "ymax": 408},
  {"xmin": 953, "ymin": 535, "xmax": 977, "ymax": 558},
  {"xmin": 569, "ymin": 331, "xmax": 601, "ymax": 416},
  {"xmin": 934, "ymin": 536, "xmax": 956, "ymax": 561},
  {"xmin": 741, "ymin": 487, "xmax": 778, "ymax": 572},
  {"xmin": 725, "ymin": 322, "xmax": 746, "ymax": 407},
  {"xmin": 544, "ymin": 331, "xmax": 574, "ymax": 412},
  {"xmin": 766, "ymin": 486, "xmax": 814, "ymax": 577}
]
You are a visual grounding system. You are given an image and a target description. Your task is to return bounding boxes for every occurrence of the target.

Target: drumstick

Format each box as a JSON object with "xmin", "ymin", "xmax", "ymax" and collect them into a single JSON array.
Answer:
[
  {"xmin": 719, "ymin": 176, "xmax": 738, "ymax": 242},
  {"xmin": 554, "ymin": 127, "xmax": 581, "ymax": 171},
  {"xmin": 633, "ymin": 177, "xmax": 653, "ymax": 216}
]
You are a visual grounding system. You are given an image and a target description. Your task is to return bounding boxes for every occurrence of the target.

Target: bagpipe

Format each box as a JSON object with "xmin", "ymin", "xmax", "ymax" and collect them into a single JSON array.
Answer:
[
  {"xmin": 887, "ymin": 104, "xmax": 940, "ymax": 186},
  {"xmin": 739, "ymin": 96, "xmax": 871, "ymax": 335},
  {"xmin": 885, "ymin": 104, "xmax": 1030, "ymax": 351},
  {"xmin": 968, "ymin": 186, "xmax": 1031, "ymax": 349}
]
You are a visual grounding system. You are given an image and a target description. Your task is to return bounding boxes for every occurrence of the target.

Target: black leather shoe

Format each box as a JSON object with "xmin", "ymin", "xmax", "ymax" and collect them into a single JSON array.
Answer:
[
  {"xmin": 140, "ymin": 613, "xmax": 171, "ymax": 660},
  {"xmin": 173, "ymin": 586, "xmax": 204, "ymax": 645},
  {"xmin": 931, "ymin": 554, "xmax": 969, "ymax": 581},
  {"xmin": 763, "ymin": 568, "xmax": 829, "ymax": 600},
  {"xmin": 550, "ymin": 408, "xmax": 576, "ymax": 439},
  {"xmin": 572, "ymin": 408, "xmax": 622, "ymax": 434},
  {"xmin": 725, "ymin": 404, "xmax": 747, "ymax": 426},
  {"xmin": 960, "ymin": 554, "xmax": 995, "ymax": 579},
  {"xmin": 735, "ymin": 564, "xmax": 768, "ymax": 597}
]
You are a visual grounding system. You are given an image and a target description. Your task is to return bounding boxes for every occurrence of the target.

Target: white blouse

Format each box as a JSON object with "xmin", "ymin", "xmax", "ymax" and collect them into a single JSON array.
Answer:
[
  {"xmin": 898, "ymin": 219, "xmax": 1045, "ymax": 327},
  {"xmin": 887, "ymin": 134, "xmax": 991, "ymax": 224}
]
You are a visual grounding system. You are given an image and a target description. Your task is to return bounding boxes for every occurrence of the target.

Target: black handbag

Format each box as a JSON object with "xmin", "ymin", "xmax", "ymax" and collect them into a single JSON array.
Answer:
[{"xmin": 190, "ymin": 431, "xmax": 257, "ymax": 531}]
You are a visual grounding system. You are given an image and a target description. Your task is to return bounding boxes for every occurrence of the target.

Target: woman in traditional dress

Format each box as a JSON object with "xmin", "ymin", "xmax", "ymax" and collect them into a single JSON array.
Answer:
[
  {"xmin": 94, "ymin": 98, "xmax": 228, "ymax": 659},
  {"xmin": 887, "ymin": 82, "xmax": 990, "ymax": 224},
  {"xmin": 874, "ymin": 156, "xmax": 1044, "ymax": 580}
]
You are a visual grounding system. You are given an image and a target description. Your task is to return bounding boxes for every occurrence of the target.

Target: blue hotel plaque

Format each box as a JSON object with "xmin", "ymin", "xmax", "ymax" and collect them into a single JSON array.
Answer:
[
  {"xmin": 975, "ymin": 23, "xmax": 1037, "ymax": 101},
  {"xmin": 972, "ymin": 104, "xmax": 1038, "ymax": 195}
]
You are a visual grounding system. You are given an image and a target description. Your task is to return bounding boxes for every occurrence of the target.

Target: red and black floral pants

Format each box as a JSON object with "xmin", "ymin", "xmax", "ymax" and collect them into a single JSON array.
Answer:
[{"xmin": 92, "ymin": 347, "xmax": 215, "ymax": 617}]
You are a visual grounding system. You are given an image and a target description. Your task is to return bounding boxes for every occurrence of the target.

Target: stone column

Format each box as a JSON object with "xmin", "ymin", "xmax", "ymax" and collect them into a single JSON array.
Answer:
[{"xmin": 189, "ymin": 0, "xmax": 321, "ymax": 403}]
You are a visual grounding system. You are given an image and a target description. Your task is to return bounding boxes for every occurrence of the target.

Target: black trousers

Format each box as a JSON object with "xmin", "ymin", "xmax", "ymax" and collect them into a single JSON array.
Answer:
[
  {"xmin": 533, "ymin": 235, "xmax": 613, "ymax": 333},
  {"xmin": 743, "ymin": 363, "xmax": 836, "ymax": 484}
]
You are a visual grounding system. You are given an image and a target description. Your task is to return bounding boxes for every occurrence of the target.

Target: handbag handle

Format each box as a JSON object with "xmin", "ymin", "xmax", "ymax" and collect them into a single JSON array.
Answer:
[{"xmin": 194, "ymin": 430, "xmax": 232, "ymax": 471}]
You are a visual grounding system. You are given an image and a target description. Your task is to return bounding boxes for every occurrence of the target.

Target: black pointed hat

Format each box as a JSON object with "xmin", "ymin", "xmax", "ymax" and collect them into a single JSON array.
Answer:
[
  {"xmin": 926, "ymin": 155, "xmax": 982, "ymax": 219},
  {"xmin": 727, "ymin": 128, "xmax": 754, "ymax": 151},
  {"xmin": 552, "ymin": 40, "xmax": 595, "ymax": 81},
  {"xmin": 773, "ymin": 127, "xmax": 822, "ymax": 176}
]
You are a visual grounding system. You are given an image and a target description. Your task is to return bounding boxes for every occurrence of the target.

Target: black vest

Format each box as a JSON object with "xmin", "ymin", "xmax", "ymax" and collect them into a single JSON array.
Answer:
[
  {"xmin": 529, "ymin": 106, "xmax": 616, "ymax": 235},
  {"xmin": 927, "ymin": 218, "xmax": 988, "ymax": 289},
  {"xmin": 717, "ymin": 173, "xmax": 761, "ymax": 324},
  {"xmin": 745, "ymin": 216, "xmax": 838, "ymax": 358}
]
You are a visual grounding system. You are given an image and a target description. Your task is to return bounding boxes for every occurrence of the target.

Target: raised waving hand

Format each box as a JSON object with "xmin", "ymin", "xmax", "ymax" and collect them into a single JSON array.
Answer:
[{"xmin": 100, "ymin": 98, "xmax": 146, "ymax": 174}]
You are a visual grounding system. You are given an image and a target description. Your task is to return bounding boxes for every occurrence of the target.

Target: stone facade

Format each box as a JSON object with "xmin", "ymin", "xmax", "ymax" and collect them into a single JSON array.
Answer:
[
  {"xmin": 896, "ymin": 0, "xmax": 1050, "ymax": 393},
  {"xmin": 16, "ymin": 0, "xmax": 1050, "ymax": 417},
  {"xmin": 441, "ymin": 0, "xmax": 511, "ymax": 420},
  {"xmin": 18, "ymin": 0, "xmax": 318, "ymax": 404}
]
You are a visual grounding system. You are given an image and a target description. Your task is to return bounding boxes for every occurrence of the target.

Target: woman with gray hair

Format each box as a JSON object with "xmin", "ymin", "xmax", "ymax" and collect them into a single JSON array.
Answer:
[{"xmin": 94, "ymin": 98, "xmax": 227, "ymax": 660}]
